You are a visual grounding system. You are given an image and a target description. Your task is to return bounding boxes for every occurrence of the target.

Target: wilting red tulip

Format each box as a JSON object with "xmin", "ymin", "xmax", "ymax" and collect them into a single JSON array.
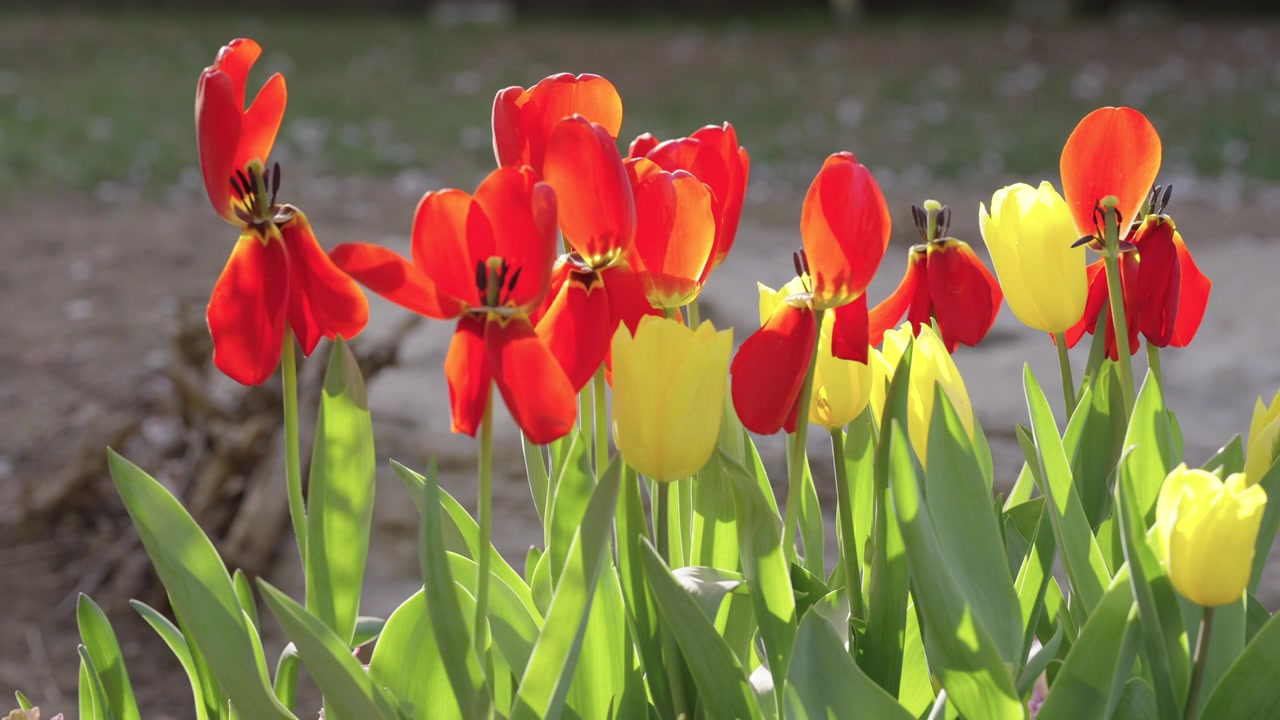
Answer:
[
  {"xmin": 731, "ymin": 152, "xmax": 890, "ymax": 435},
  {"xmin": 867, "ymin": 202, "xmax": 1003, "ymax": 352},
  {"xmin": 198, "ymin": 40, "xmax": 367, "ymax": 386},
  {"xmin": 492, "ymin": 73, "xmax": 623, "ymax": 174},
  {"xmin": 331, "ymin": 167, "xmax": 576, "ymax": 443},
  {"xmin": 628, "ymin": 122, "xmax": 750, "ymax": 270},
  {"xmin": 626, "ymin": 157, "xmax": 717, "ymax": 308}
]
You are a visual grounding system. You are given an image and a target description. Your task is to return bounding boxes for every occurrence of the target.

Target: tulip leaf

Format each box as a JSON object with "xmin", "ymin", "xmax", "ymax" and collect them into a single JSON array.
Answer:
[
  {"xmin": 1201, "ymin": 434, "xmax": 1244, "ymax": 477},
  {"xmin": 1120, "ymin": 370, "xmax": 1177, "ymax": 522},
  {"xmin": 367, "ymin": 584, "xmax": 475, "ymax": 719},
  {"xmin": 511, "ymin": 455, "xmax": 621, "ymax": 720},
  {"xmin": 1022, "ymin": 364, "xmax": 1112, "ymax": 614},
  {"xmin": 1249, "ymin": 457, "xmax": 1280, "ymax": 591},
  {"xmin": 1200, "ymin": 608, "xmax": 1280, "ymax": 718},
  {"xmin": 76, "ymin": 593, "xmax": 141, "ymax": 720},
  {"xmin": 564, "ymin": 567, "xmax": 630, "ymax": 720},
  {"xmin": 691, "ymin": 452, "xmax": 742, "ymax": 571},
  {"xmin": 129, "ymin": 600, "xmax": 210, "ymax": 720},
  {"xmin": 446, "ymin": 552, "xmax": 542, "ymax": 679},
  {"xmin": 1017, "ymin": 622, "xmax": 1064, "ymax": 695},
  {"xmin": 257, "ymin": 580, "xmax": 399, "ymax": 720},
  {"xmin": 1112, "ymin": 678, "xmax": 1158, "ymax": 720},
  {"xmin": 897, "ymin": 600, "xmax": 936, "ymax": 717},
  {"xmin": 641, "ymin": 541, "xmax": 763, "ymax": 720},
  {"xmin": 925, "ymin": 385, "xmax": 1024, "ymax": 666},
  {"xmin": 78, "ymin": 645, "xmax": 107, "ymax": 720},
  {"xmin": 523, "ymin": 432, "xmax": 552, "ymax": 525},
  {"xmin": 784, "ymin": 610, "xmax": 914, "ymax": 720},
  {"xmin": 842, "ymin": 410, "xmax": 877, "ymax": 612},
  {"xmin": 1183, "ymin": 594, "xmax": 1245, "ymax": 717},
  {"xmin": 273, "ymin": 644, "xmax": 299, "ymax": 712},
  {"xmin": 545, "ymin": 428, "xmax": 595, "ymax": 583},
  {"xmin": 1064, "ymin": 362, "xmax": 1127, "ymax": 526},
  {"xmin": 14, "ymin": 692, "xmax": 33, "ymax": 711},
  {"xmin": 304, "ymin": 338, "xmax": 376, "ymax": 647},
  {"xmin": 1010, "ymin": 494, "xmax": 1056, "ymax": 657},
  {"xmin": 106, "ymin": 450, "xmax": 294, "ymax": 720},
  {"xmin": 671, "ymin": 566, "xmax": 746, "ymax": 623},
  {"xmin": 232, "ymin": 569, "xmax": 259, "ymax": 632},
  {"xmin": 1035, "ymin": 572, "xmax": 1136, "ymax": 720},
  {"xmin": 1246, "ymin": 592, "xmax": 1270, "ymax": 643},
  {"xmin": 885, "ymin": 420, "xmax": 1024, "ymax": 720},
  {"xmin": 787, "ymin": 442, "xmax": 825, "ymax": 576}
]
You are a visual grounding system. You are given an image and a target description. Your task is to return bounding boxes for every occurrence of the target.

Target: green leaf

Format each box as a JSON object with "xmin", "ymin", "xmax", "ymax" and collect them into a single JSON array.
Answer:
[
  {"xmin": 106, "ymin": 450, "xmax": 293, "ymax": 720},
  {"xmin": 1200, "ymin": 609, "xmax": 1280, "ymax": 717},
  {"xmin": 843, "ymin": 410, "xmax": 877, "ymax": 613},
  {"xmin": 1112, "ymin": 679, "xmax": 1158, "ymax": 720},
  {"xmin": 353, "ymin": 616, "xmax": 385, "ymax": 648},
  {"xmin": 1249, "ymin": 458, "xmax": 1280, "ymax": 591},
  {"xmin": 671, "ymin": 566, "xmax": 746, "ymax": 625},
  {"xmin": 78, "ymin": 646, "xmax": 107, "ymax": 720},
  {"xmin": 642, "ymin": 542, "xmax": 763, "ymax": 720},
  {"xmin": 924, "ymin": 386, "xmax": 1023, "ymax": 665},
  {"xmin": 1008, "ymin": 496, "xmax": 1055, "ymax": 657},
  {"xmin": 1201, "ymin": 435, "xmax": 1244, "ymax": 476},
  {"xmin": 885, "ymin": 420, "xmax": 1024, "ymax": 720},
  {"xmin": 511, "ymin": 455, "xmax": 622, "ymax": 720},
  {"xmin": 1120, "ymin": 370, "xmax": 1177, "ymax": 521},
  {"xmin": 784, "ymin": 611, "xmax": 914, "ymax": 720},
  {"xmin": 232, "ymin": 570, "xmax": 259, "ymax": 631},
  {"xmin": 367, "ymin": 585, "xmax": 475, "ymax": 719},
  {"xmin": 273, "ymin": 644, "xmax": 299, "ymax": 713},
  {"xmin": 1035, "ymin": 573, "xmax": 1135, "ymax": 720},
  {"xmin": 523, "ymin": 432, "xmax": 551, "ymax": 525},
  {"xmin": 1016, "ymin": 622, "xmax": 1063, "ymax": 695},
  {"xmin": 546, "ymin": 428, "xmax": 595, "ymax": 583},
  {"xmin": 129, "ymin": 600, "xmax": 208, "ymax": 720},
  {"xmin": 14, "ymin": 692, "xmax": 33, "ymax": 711},
  {"xmin": 691, "ymin": 452, "xmax": 742, "ymax": 571},
  {"xmin": 76, "ymin": 594, "xmax": 141, "ymax": 720},
  {"xmin": 1063, "ymin": 362, "xmax": 1127, "ymax": 526},
  {"xmin": 788, "ymin": 443, "xmax": 825, "ymax": 575},
  {"xmin": 897, "ymin": 601, "xmax": 936, "ymax": 717},
  {"xmin": 1246, "ymin": 593, "xmax": 1270, "ymax": 643},
  {"xmin": 257, "ymin": 580, "xmax": 398, "ymax": 720},
  {"xmin": 1192, "ymin": 595, "xmax": 1245, "ymax": 717},
  {"xmin": 565, "ymin": 567, "xmax": 630, "ymax": 720}
]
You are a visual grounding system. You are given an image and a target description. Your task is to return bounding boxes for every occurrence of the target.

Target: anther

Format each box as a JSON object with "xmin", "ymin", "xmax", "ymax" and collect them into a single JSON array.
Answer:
[
  {"xmin": 271, "ymin": 162, "xmax": 282, "ymax": 206},
  {"xmin": 792, "ymin": 251, "xmax": 805, "ymax": 280},
  {"xmin": 475, "ymin": 260, "xmax": 488, "ymax": 294},
  {"xmin": 506, "ymin": 267, "xmax": 522, "ymax": 295}
]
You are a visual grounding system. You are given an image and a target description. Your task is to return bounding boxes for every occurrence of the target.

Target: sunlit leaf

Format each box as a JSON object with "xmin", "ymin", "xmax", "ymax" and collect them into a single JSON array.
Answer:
[
  {"xmin": 785, "ymin": 610, "xmax": 913, "ymax": 720},
  {"xmin": 76, "ymin": 594, "xmax": 141, "ymax": 720}
]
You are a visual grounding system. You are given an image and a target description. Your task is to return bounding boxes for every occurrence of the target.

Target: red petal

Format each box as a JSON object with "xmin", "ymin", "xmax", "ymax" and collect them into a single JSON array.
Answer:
[
  {"xmin": 629, "ymin": 164, "xmax": 716, "ymax": 307},
  {"xmin": 330, "ymin": 242, "xmax": 462, "ymax": 319},
  {"xmin": 906, "ymin": 248, "xmax": 935, "ymax": 336},
  {"xmin": 534, "ymin": 269, "xmax": 612, "ymax": 391},
  {"xmin": 831, "ymin": 293, "xmax": 869, "ymax": 363},
  {"xmin": 1060, "ymin": 107, "xmax": 1162, "ymax": 237},
  {"xmin": 279, "ymin": 211, "xmax": 369, "ymax": 356},
  {"xmin": 196, "ymin": 69, "xmax": 243, "ymax": 222},
  {"xmin": 689, "ymin": 123, "xmax": 748, "ymax": 268},
  {"xmin": 1065, "ymin": 259, "xmax": 1108, "ymax": 348},
  {"xmin": 444, "ymin": 315, "xmax": 492, "ymax": 437},
  {"xmin": 233, "ymin": 71, "xmax": 286, "ymax": 177},
  {"xmin": 926, "ymin": 240, "xmax": 1003, "ymax": 350},
  {"xmin": 730, "ymin": 303, "xmax": 818, "ymax": 435},
  {"xmin": 801, "ymin": 152, "xmax": 892, "ymax": 307},
  {"xmin": 1170, "ymin": 231, "xmax": 1211, "ymax": 347},
  {"xmin": 524, "ymin": 73, "xmax": 623, "ymax": 171},
  {"xmin": 627, "ymin": 132, "xmax": 660, "ymax": 159},
  {"xmin": 492, "ymin": 86, "xmax": 527, "ymax": 167},
  {"xmin": 1131, "ymin": 217, "xmax": 1180, "ymax": 347},
  {"xmin": 486, "ymin": 316, "xmax": 578, "ymax": 445},
  {"xmin": 602, "ymin": 263, "xmax": 660, "ymax": 334},
  {"xmin": 207, "ymin": 231, "xmax": 289, "ymax": 385},
  {"xmin": 473, "ymin": 166, "xmax": 558, "ymax": 310},
  {"xmin": 411, "ymin": 189, "xmax": 491, "ymax": 307},
  {"xmin": 868, "ymin": 247, "xmax": 925, "ymax": 345},
  {"xmin": 542, "ymin": 116, "xmax": 636, "ymax": 268}
]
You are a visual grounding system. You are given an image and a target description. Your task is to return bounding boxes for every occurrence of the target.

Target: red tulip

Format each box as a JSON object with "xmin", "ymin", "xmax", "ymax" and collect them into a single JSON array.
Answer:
[
  {"xmin": 1060, "ymin": 107, "xmax": 1162, "ymax": 240},
  {"xmin": 626, "ymin": 157, "xmax": 717, "ymax": 309},
  {"xmin": 492, "ymin": 73, "xmax": 623, "ymax": 174}
]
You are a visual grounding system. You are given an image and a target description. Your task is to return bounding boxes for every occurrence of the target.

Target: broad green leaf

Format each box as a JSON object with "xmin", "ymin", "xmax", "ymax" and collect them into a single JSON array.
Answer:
[
  {"xmin": 545, "ymin": 428, "xmax": 595, "ymax": 582},
  {"xmin": 1111, "ymin": 679, "xmax": 1158, "ymax": 720},
  {"xmin": 1200, "ymin": 609, "xmax": 1280, "ymax": 718},
  {"xmin": 642, "ymin": 542, "xmax": 763, "ymax": 720},
  {"xmin": 886, "ymin": 421, "xmax": 1023, "ymax": 720},
  {"xmin": 785, "ymin": 610, "xmax": 914, "ymax": 720},
  {"xmin": 367, "ymin": 586, "xmax": 475, "ymax": 719},
  {"xmin": 233, "ymin": 570, "xmax": 259, "ymax": 631},
  {"xmin": 511, "ymin": 456, "xmax": 621, "ymax": 720},
  {"xmin": 448, "ymin": 553, "xmax": 542, "ymax": 678},
  {"xmin": 1022, "ymin": 365, "xmax": 1111, "ymax": 614},
  {"xmin": 1004, "ymin": 496, "xmax": 1042, "ymax": 579},
  {"xmin": 1035, "ymin": 573, "xmax": 1135, "ymax": 720},
  {"xmin": 1016, "ymin": 622, "xmax": 1063, "ymax": 695},
  {"xmin": 106, "ymin": 450, "xmax": 293, "ymax": 720},
  {"xmin": 1186, "ymin": 595, "xmax": 1245, "ymax": 717},
  {"xmin": 1201, "ymin": 435, "xmax": 1244, "ymax": 477},
  {"xmin": 129, "ymin": 600, "xmax": 208, "ymax": 720},
  {"xmin": 672, "ymin": 566, "xmax": 746, "ymax": 623},
  {"xmin": 78, "ymin": 646, "xmax": 106, "ymax": 720},
  {"xmin": 353, "ymin": 616, "xmax": 386, "ymax": 648},
  {"xmin": 925, "ymin": 387, "xmax": 1023, "ymax": 665},
  {"xmin": 523, "ymin": 432, "xmax": 551, "ymax": 524},
  {"xmin": 787, "ymin": 443, "xmax": 825, "ymax": 576},
  {"xmin": 1011, "ymin": 498, "xmax": 1055, "ymax": 658},
  {"xmin": 691, "ymin": 452, "xmax": 742, "ymax": 571},
  {"xmin": 273, "ymin": 644, "xmax": 299, "ymax": 713},
  {"xmin": 1249, "ymin": 457, "xmax": 1280, "ymax": 590},
  {"xmin": 897, "ymin": 601, "xmax": 935, "ymax": 717},
  {"xmin": 972, "ymin": 416, "xmax": 996, "ymax": 488},
  {"xmin": 257, "ymin": 580, "xmax": 398, "ymax": 720},
  {"xmin": 842, "ymin": 410, "xmax": 877, "ymax": 616},
  {"xmin": 1246, "ymin": 593, "xmax": 1269, "ymax": 643},
  {"xmin": 305, "ymin": 338, "xmax": 376, "ymax": 646},
  {"xmin": 77, "ymin": 594, "xmax": 141, "ymax": 720},
  {"xmin": 1063, "ymin": 363, "xmax": 1126, "ymax": 526},
  {"xmin": 1120, "ymin": 370, "xmax": 1176, "ymax": 521},
  {"xmin": 564, "ymin": 567, "xmax": 629, "ymax": 720}
]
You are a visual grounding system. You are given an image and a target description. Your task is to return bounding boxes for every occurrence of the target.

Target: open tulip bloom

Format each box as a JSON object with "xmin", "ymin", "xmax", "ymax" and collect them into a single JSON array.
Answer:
[{"xmin": 84, "ymin": 40, "xmax": 1280, "ymax": 720}]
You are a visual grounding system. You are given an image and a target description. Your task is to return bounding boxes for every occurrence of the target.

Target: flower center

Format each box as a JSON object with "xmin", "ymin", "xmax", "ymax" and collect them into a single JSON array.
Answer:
[
  {"xmin": 229, "ymin": 160, "xmax": 289, "ymax": 234},
  {"xmin": 472, "ymin": 256, "xmax": 523, "ymax": 316}
]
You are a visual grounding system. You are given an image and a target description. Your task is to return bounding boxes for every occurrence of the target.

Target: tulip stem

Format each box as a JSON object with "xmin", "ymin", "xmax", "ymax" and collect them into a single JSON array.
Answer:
[
  {"xmin": 593, "ymin": 367, "xmax": 609, "ymax": 478},
  {"xmin": 830, "ymin": 429, "xmax": 864, "ymax": 630},
  {"xmin": 1053, "ymin": 332, "xmax": 1077, "ymax": 417},
  {"xmin": 782, "ymin": 310, "xmax": 823, "ymax": 562},
  {"xmin": 687, "ymin": 298, "xmax": 702, "ymax": 328},
  {"xmin": 1185, "ymin": 606, "xmax": 1215, "ymax": 720},
  {"xmin": 1147, "ymin": 343, "xmax": 1163, "ymax": 387},
  {"xmin": 1100, "ymin": 206, "xmax": 1136, "ymax": 415},
  {"xmin": 281, "ymin": 326, "xmax": 306, "ymax": 566},
  {"xmin": 475, "ymin": 388, "xmax": 495, "ymax": 678},
  {"xmin": 656, "ymin": 482, "xmax": 671, "ymax": 564}
]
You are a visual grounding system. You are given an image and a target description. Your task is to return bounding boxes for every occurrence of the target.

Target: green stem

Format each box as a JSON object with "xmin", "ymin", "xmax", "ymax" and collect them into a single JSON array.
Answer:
[
  {"xmin": 687, "ymin": 297, "xmax": 702, "ymax": 328},
  {"xmin": 582, "ymin": 376, "xmax": 594, "ymax": 470},
  {"xmin": 1147, "ymin": 343, "xmax": 1162, "ymax": 387},
  {"xmin": 1053, "ymin": 331, "xmax": 1078, "ymax": 418},
  {"xmin": 593, "ymin": 368, "xmax": 609, "ymax": 478},
  {"xmin": 474, "ymin": 389, "xmax": 494, "ymax": 678},
  {"xmin": 1185, "ymin": 606, "xmax": 1215, "ymax": 720},
  {"xmin": 656, "ymin": 482, "xmax": 670, "ymax": 564},
  {"xmin": 281, "ymin": 326, "xmax": 307, "ymax": 565},
  {"xmin": 1100, "ymin": 207, "xmax": 1136, "ymax": 414},
  {"xmin": 926, "ymin": 689, "xmax": 949, "ymax": 720},
  {"xmin": 831, "ymin": 429, "xmax": 864, "ymax": 628},
  {"xmin": 781, "ymin": 309, "xmax": 823, "ymax": 561}
]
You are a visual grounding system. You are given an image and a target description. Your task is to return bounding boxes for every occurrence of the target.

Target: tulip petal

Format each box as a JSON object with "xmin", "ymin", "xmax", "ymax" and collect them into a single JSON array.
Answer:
[
  {"xmin": 486, "ymin": 316, "xmax": 578, "ymax": 445},
  {"xmin": 444, "ymin": 315, "xmax": 492, "ymax": 437},
  {"xmin": 627, "ymin": 132, "xmax": 660, "ymax": 159},
  {"xmin": 830, "ymin": 293, "xmax": 869, "ymax": 364},
  {"xmin": 525, "ymin": 73, "xmax": 624, "ymax": 169},
  {"xmin": 207, "ymin": 232, "xmax": 289, "ymax": 385},
  {"xmin": 800, "ymin": 152, "xmax": 892, "ymax": 307},
  {"xmin": 543, "ymin": 116, "xmax": 635, "ymax": 267},
  {"xmin": 491, "ymin": 85, "xmax": 527, "ymax": 167},
  {"xmin": 233, "ymin": 72, "xmax": 286, "ymax": 178},
  {"xmin": 630, "ymin": 166, "xmax": 716, "ymax": 307},
  {"xmin": 1064, "ymin": 259, "xmax": 1108, "ymax": 348},
  {"xmin": 330, "ymin": 242, "xmax": 462, "ymax": 319},
  {"xmin": 869, "ymin": 248, "xmax": 925, "ymax": 345},
  {"xmin": 603, "ymin": 263, "xmax": 661, "ymax": 335},
  {"xmin": 926, "ymin": 239, "xmax": 1003, "ymax": 350},
  {"xmin": 279, "ymin": 212, "xmax": 369, "ymax": 356},
  {"xmin": 535, "ymin": 269, "xmax": 612, "ymax": 391},
  {"xmin": 690, "ymin": 123, "xmax": 748, "ymax": 268},
  {"xmin": 411, "ymin": 189, "xmax": 490, "ymax": 307},
  {"xmin": 1132, "ymin": 217, "xmax": 1180, "ymax": 347},
  {"xmin": 473, "ymin": 166, "xmax": 558, "ymax": 310},
  {"xmin": 1169, "ymin": 231, "xmax": 1211, "ymax": 347},
  {"xmin": 1060, "ymin": 107, "xmax": 1162, "ymax": 237},
  {"xmin": 196, "ymin": 68, "xmax": 243, "ymax": 222},
  {"xmin": 730, "ymin": 303, "xmax": 818, "ymax": 435}
]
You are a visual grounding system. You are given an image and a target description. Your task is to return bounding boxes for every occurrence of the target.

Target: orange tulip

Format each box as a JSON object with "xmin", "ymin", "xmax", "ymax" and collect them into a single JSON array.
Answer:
[
  {"xmin": 492, "ymin": 73, "xmax": 623, "ymax": 174},
  {"xmin": 626, "ymin": 157, "xmax": 717, "ymax": 309}
]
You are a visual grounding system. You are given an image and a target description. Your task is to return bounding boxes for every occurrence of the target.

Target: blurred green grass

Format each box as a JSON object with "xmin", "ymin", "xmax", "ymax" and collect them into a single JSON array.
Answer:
[{"xmin": 3, "ymin": 11, "xmax": 1279, "ymax": 200}]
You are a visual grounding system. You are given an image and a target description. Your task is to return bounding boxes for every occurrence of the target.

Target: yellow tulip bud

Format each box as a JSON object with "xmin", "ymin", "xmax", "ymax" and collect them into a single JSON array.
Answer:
[
  {"xmin": 611, "ymin": 315, "xmax": 733, "ymax": 482},
  {"xmin": 1245, "ymin": 389, "xmax": 1280, "ymax": 487},
  {"xmin": 1156, "ymin": 465, "xmax": 1267, "ymax": 607},
  {"xmin": 979, "ymin": 181, "xmax": 1088, "ymax": 334},
  {"xmin": 880, "ymin": 323, "xmax": 974, "ymax": 468}
]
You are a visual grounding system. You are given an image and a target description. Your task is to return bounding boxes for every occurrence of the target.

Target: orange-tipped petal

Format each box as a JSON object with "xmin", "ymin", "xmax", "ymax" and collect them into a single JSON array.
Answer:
[
  {"xmin": 630, "ymin": 164, "xmax": 716, "ymax": 308},
  {"xmin": 628, "ymin": 132, "xmax": 660, "ymax": 159},
  {"xmin": 542, "ymin": 116, "xmax": 635, "ymax": 268},
  {"xmin": 689, "ymin": 123, "xmax": 748, "ymax": 267},
  {"xmin": 1170, "ymin": 231, "xmax": 1211, "ymax": 347},
  {"xmin": 492, "ymin": 85, "xmax": 527, "ymax": 167},
  {"xmin": 830, "ymin": 293, "xmax": 869, "ymax": 364},
  {"xmin": 730, "ymin": 303, "xmax": 818, "ymax": 435},
  {"xmin": 207, "ymin": 231, "xmax": 289, "ymax": 385},
  {"xmin": 486, "ymin": 315, "xmax": 578, "ymax": 445},
  {"xmin": 233, "ymin": 71, "xmax": 286, "ymax": 178},
  {"xmin": 869, "ymin": 247, "xmax": 925, "ymax": 345},
  {"xmin": 196, "ymin": 68, "xmax": 243, "ymax": 222},
  {"xmin": 278, "ymin": 211, "xmax": 369, "ymax": 356},
  {"xmin": 526, "ymin": 73, "xmax": 623, "ymax": 164},
  {"xmin": 1060, "ymin": 107, "xmax": 1162, "ymax": 237},
  {"xmin": 926, "ymin": 239, "xmax": 1003, "ymax": 350},
  {"xmin": 801, "ymin": 152, "xmax": 891, "ymax": 308},
  {"xmin": 1132, "ymin": 217, "xmax": 1180, "ymax": 347},
  {"xmin": 535, "ymin": 269, "xmax": 613, "ymax": 391},
  {"xmin": 330, "ymin": 242, "xmax": 462, "ymax": 319},
  {"xmin": 444, "ymin": 315, "xmax": 492, "ymax": 437},
  {"xmin": 411, "ymin": 189, "xmax": 491, "ymax": 307},
  {"xmin": 473, "ymin": 166, "xmax": 558, "ymax": 310}
]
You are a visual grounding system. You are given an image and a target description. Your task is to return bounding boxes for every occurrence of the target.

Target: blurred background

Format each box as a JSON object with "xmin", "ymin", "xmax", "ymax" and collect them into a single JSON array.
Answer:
[{"xmin": 3, "ymin": 0, "xmax": 1280, "ymax": 716}]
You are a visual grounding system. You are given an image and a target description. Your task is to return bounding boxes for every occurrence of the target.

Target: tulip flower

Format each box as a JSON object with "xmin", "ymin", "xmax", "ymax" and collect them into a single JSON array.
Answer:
[
  {"xmin": 628, "ymin": 122, "xmax": 750, "ymax": 270},
  {"xmin": 880, "ymin": 323, "xmax": 974, "ymax": 468},
  {"xmin": 611, "ymin": 316, "xmax": 733, "ymax": 481},
  {"xmin": 731, "ymin": 153, "xmax": 891, "ymax": 435},
  {"xmin": 198, "ymin": 40, "xmax": 367, "ymax": 386},
  {"xmin": 330, "ymin": 166, "xmax": 575, "ymax": 444},
  {"xmin": 1246, "ymin": 389, "xmax": 1280, "ymax": 487},
  {"xmin": 979, "ymin": 182, "xmax": 1087, "ymax": 335},
  {"xmin": 492, "ymin": 73, "xmax": 623, "ymax": 175},
  {"xmin": 1156, "ymin": 465, "xmax": 1266, "ymax": 607},
  {"xmin": 626, "ymin": 157, "xmax": 718, "ymax": 309},
  {"xmin": 1060, "ymin": 107, "xmax": 1161, "ymax": 241},
  {"xmin": 869, "ymin": 201, "xmax": 1003, "ymax": 352}
]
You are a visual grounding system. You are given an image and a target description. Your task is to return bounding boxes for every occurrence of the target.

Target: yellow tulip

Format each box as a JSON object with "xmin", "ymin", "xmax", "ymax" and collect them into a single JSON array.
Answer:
[
  {"xmin": 1156, "ymin": 464, "xmax": 1267, "ymax": 607},
  {"xmin": 1245, "ymin": 389, "xmax": 1280, "ymax": 487},
  {"xmin": 979, "ymin": 181, "xmax": 1088, "ymax": 334},
  {"xmin": 611, "ymin": 315, "xmax": 733, "ymax": 482},
  {"xmin": 880, "ymin": 323, "xmax": 974, "ymax": 468}
]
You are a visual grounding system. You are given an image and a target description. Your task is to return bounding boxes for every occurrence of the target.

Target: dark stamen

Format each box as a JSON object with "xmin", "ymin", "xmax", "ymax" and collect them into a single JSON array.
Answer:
[
  {"xmin": 271, "ymin": 162, "xmax": 282, "ymax": 206},
  {"xmin": 475, "ymin": 260, "xmax": 488, "ymax": 294},
  {"xmin": 229, "ymin": 174, "xmax": 245, "ymax": 200},
  {"xmin": 798, "ymin": 249, "xmax": 810, "ymax": 275},
  {"xmin": 939, "ymin": 206, "xmax": 951, "ymax": 238},
  {"xmin": 506, "ymin": 267, "xmax": 522, "ymax": 295},
  {"xmin": 792, "ymin": 251, "xmax": 804, "ymax": 279},
  {"xmin": 1072, "ymin": 235, "xmax": 1096, "ymax": 248}
]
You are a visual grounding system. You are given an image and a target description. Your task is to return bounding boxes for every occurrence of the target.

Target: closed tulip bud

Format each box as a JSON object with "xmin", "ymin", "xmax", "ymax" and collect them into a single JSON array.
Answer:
[
  {"xmin": 1156, "ymin": 465, "xmax": 1267, "ymax": 607},
  {"xmin": 1246, "ymin": 389, "xmax": 1280, "ymax": 487},
  {"xmin": 979, "ymin": 181, "xmax": 1088, "ymax": 335},
  {"xmin": 612, "ymin": 315, "xmax": 733, "ymax": 482},
  {"xmin": 880, "ymin": 323, "xmax": 974, "ymax": 468}
]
